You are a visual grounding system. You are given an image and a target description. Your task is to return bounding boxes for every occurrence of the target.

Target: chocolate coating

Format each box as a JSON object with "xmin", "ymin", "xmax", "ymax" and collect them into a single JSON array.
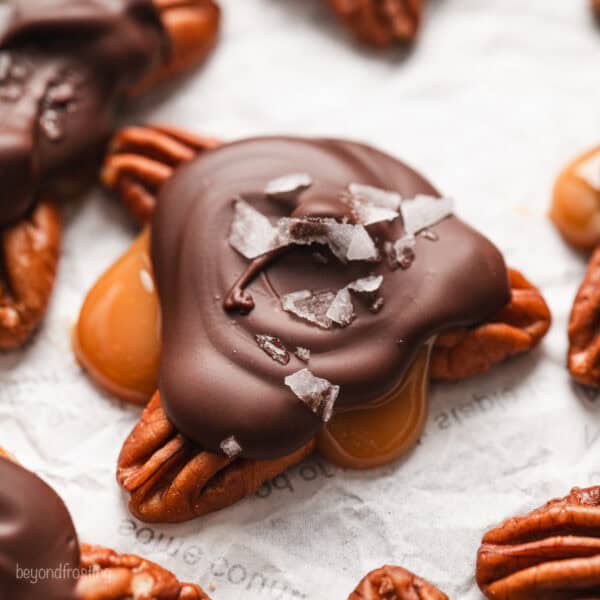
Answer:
[
  {"xmin": 0, "ymin": 0, "xmax": 167, "ymax": 226},
  {"xmin": 0, "ymin": 457, "xmax": 79, "ymax": 600},
  {"xmin": 152, "ymin": 137, "xmax": 510, "ymax": 460}
]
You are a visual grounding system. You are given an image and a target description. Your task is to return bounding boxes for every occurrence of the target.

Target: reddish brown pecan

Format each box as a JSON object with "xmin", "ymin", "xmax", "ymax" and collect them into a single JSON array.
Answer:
[
  {"xmin": 477, "ymin": 486, "xmax": 600, "ymax": 599},
  {"xmin": 326, "ymin": 0, "xmax": 422, "ymax": 47},
  {"xmin": 102, "ymin": 125, "xmax": 220, "ymax": 224},
  {"xmin": 117, "ymin": 392, "xmax": 316, "ymax": 523},
  {"xmin": 593, "ymin": 0, "xmax": 600, "ymax": 21},
  {"xmin": 77, "ymin": 543, "xmax": 209, "ymax": 599},
  {"xmin": 431, "ymin": 268, "xmax": 552, "ymax": 382},
  {"xmin": 568, "ymin": 246, "xmax": 600, "ymax": 387},
  {"xmin": 0, "ymin": 200, "xmax": 61, "ymax": 350},
  {"xmin": 348, "ymin": 565, "xmax": 448, "ymax": 600},
  {"xmin": 132, "ymin": 0, "xmax": 221, "ymax": 94}
]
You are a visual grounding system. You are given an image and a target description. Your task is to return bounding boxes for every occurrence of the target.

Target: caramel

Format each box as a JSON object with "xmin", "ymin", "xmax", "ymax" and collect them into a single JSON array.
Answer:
[
  {"xmin": 550, "ymin": 146, "xmax": 600, "ymax": 251},
  {"xmin": 74, "ymin": 230, "xmax": 160, "ymax": 405},
  {"xmin": 317, "ymin": 344, "xmax": 431, "ymax": 469}
]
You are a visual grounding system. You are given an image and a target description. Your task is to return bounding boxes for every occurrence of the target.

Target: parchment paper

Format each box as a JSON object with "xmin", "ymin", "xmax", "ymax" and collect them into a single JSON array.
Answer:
[{"xmin": 2, "ymin": 1, "xmax": 600, "ymax": 598}]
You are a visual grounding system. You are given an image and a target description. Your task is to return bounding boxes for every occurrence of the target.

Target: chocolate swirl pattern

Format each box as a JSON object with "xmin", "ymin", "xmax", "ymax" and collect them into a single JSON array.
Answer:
[
  {"xmin": 152, "ymin": 137, "xmax": 511, "ymax": 460},
  {"xmin": 0, "ymin": 0, "xmax": 167, "ymax": 226}
]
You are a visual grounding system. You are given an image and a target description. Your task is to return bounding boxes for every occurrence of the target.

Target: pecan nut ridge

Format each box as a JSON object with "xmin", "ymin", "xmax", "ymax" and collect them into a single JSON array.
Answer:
[
  {"xmin": 327, "ymin": 0, "xmax": 423, "ymax": 47},
  {"xmin": 476, "ymin": 486, "xmax": 600, "ymax": 599},
  {"xmin": 0, "ymin": 199, "xmax": 61, "ymax": 349},
  {"xmin": 117, "ymin": 392, "xmax": 315, "ymax": 523},
  {"xmin": 348, "ymin": 565, "xmax": 448, "ymax": 600},
  {"xmin": 431, "ymin": 268, "xmax": 551, "ymax": 381},
  {"xmin": 102, "ymin": 125, "xmax": 220, "ymax": 224},
  {"xmin": 76, "ymin": 543, "xmax": 210, "ymax": 599},
  {"xmin": 568, "ymin": 247, "xmax": 600, "ymax": 388}
]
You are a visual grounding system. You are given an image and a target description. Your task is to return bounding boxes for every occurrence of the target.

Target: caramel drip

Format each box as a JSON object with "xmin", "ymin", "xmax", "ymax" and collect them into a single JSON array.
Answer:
[{"xmin": 317, "ymin": 343, "xmax": 432, "ymax": 469}]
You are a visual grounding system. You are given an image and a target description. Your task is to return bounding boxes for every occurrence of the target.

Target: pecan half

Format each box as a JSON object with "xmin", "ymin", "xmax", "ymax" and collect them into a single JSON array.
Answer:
[
  {"xmin": 326, "ymin": 0, "xmax": 422, "ymax": 47},
  {"xmin": 117, "ymin": 392, "xmax": 316, "ymax": 523},
  {"xmin": 568, "ymin": 247, "xmax": 600, "ymax": 387},
  {"xmin": 477, "ymin": 486, "xmax": 600, "ymax": 599},
  {"xmin": 76, "ymin": 543, "xmax": 210, "ymax": 600},
  {"xmin": 0, "ymin": 200, "xmax": 61, "ymax": 349},
  {"xmin": 348, "ymin": 565, "xmax": 448, "ymax": 600},
  {"xmin": 431, "ymin": 268, "xmax": 551, "ymax": 382},
  {"xmin": 102, "ymin": 125, "xmax": 220, "ymax": 224},
  {"xmin": 593, "ymin": 0, "xmax": 600, "ymax": 21},
  {"xmin": 132, "ymin": 0, "xmax": 221, "ymax": 94}
]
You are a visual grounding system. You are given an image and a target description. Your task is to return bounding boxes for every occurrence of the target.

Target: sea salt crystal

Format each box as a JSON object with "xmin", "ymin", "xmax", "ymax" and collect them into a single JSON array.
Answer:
[
  {"xmin": 220, "ymin": 436, "xmax": 242, "ymax": 458},
  {"xmin": 295, "ymin": 347, "xmax": 311, "ymax": 362},
  {"xmin": 265, "ymin": 173, "xmax": 313, "ymax": 196},
  {"xmin": 401, "ymin": 195, "xmax": 453, "ymax": 236},
  {"xmin": 228, "ymin": 199, "xmax": 280, "ymax": 259},
  {"xmin": 576, "ymin": 152, "xmax": 600, "ymax": 191},
  {"xmin": 255, "ymin": 334, "xmax": 290, "ymax": 365},
  {"xmin": 278, "ymin": 218, "xmax": 378, "ymax": 262},
  {"xmin": 347, "ymin": 274, "xmax": 383, "ymax": 294},
  {"xmin": 281, "ymin": 289, "xmax": 336, "ymax": 329},
  {"xmin": 284, "ymin": 368, "xmax": 340, "ymax": 422},
  {"xmin": 348, "ymin": 183, "xmax": 402, "ymax": 211},
  {"xmin": 347, "ymin": 183, "xmax": 401, "ymax": 225},
  {"xmin": 326, "ymin": 287, "xmax": 355, "ymax": 326},
  {"xmin": 393, "ymin": 234, "xmax": 416, "ymax": 269}
]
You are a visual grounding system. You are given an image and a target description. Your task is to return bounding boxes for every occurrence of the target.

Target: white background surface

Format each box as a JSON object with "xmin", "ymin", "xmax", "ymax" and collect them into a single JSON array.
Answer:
[{"xmin": 2, "ymin": 1, "xmax": 600, "ymax": 598}]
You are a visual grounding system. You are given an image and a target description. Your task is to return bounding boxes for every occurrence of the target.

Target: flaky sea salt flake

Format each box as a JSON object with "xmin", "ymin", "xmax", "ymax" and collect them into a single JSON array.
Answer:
[
  {"xmin": 348, "ymin": 183, "xmax": 402, "ymax": 211},
  {"xmin": 295, "ymin": 347, "xmax": 311, "ymax": 362},
  {"xmin": 393, "ymin": 234, "xmax": 416, "ymax": 269},
  {"xmin": 255, "ymin": 334, "xmax": 290, "ymax": 365},
  {"xmin": 228, "ymin": 199, "xmax": 282, "ymax": 259},
  {"xmin": 326, "ymin": 287, "xmax": 355, "ymax": 326},
  {"xmin": 284, "ymin": 368, "xmax": 340, "ymax": 422},
  {"xmin": 347, "ymin": 274, "xmax": 383, "ymax": 294},
  {"xmin": 220, "ymin": 436, "xmax": 242, "ymax": 458},
  {"xmin": 265, "ymin": 173, "xmax": 313, "ymax": 196},
  {"xmin": 281, "ymin": 289, "xmax": 335, "ymax": 329},
  {"xmin": 401, "ymin": 195, "xmax": 453, "ymax": 236}
]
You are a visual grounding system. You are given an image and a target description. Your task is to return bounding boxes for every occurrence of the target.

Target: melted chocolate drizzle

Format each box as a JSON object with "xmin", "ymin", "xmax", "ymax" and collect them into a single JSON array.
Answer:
[
  {"xmin": 151, "ymin": 137, "xmax": 511, "ymax": 460},
  {"xmin": 0, "ymin": 457, "xmax": 80, "ymax": 600},
  {"xmin": 0, "ymin": 0, "xmax": 168, "ymax": 227}
]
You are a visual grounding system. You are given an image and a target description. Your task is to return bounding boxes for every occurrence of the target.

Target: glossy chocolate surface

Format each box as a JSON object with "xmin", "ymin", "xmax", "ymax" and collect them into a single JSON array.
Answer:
[
  {"xmin": 0, "ymin": 457, "xmax": 79, "ymax": 600},
  {"xmin": 152, "ymin": 137, "xmax": 510, "ymax": 460},
  {"xmin": 0, "ymin": 0, "xmax": 167, "ymax": 226}
]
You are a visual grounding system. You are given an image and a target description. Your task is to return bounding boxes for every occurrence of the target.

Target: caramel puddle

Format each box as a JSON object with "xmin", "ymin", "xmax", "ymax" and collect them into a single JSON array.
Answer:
[
  {"xmin": 75, "ymin": 231, "xmax": 431, "ymax": 468},
  {"xmin": 74, "ymin": 229, "xmax": 160, "ymax": 405},
  {"xmin": 317, "ymin": 343, "xmax": 431, "ymax": 469}
]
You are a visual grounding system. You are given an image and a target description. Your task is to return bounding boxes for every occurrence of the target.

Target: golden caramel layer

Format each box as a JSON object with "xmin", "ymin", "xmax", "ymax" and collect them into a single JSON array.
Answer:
[
  {"xmin": 550, "ymin": 146, "xmax": 600, "ymax": 251},
  {"xmin": 74, "ymin": 230, "xmax": 160, "ymax": 405}
]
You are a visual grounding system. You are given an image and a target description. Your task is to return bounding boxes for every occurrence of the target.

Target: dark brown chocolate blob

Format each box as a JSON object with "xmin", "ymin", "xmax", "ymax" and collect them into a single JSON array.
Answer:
[
  {"xmin": 0, "ymin": 0, "xmax": 168, "ymax": 227},
  {"xmin": 0, "ymin": 457, "xmax": 80, "ymax": 600},
  {"xmin": 151, "ymin": 137, "xmax": 510, "ymax": 460}
]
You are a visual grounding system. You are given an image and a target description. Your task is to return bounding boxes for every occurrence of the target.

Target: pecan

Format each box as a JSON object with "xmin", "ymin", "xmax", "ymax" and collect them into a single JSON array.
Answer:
[
  {"xmin": 326, "ymin": 0, "xmax": 422, "ymax": 47},
  {"xmin": 0, "ymin": 200, "xmax": 61, "ymax": 349},
  {"xmin": 117, "ymin": 392, "xmax": 316, "ymax": 523},
  {"xmin": 593, "ymin": 0, "xmax": 600, "ymax": 21},
  {"xmin": 76, "ymin": 543, "xmax": 210, "ymax": 600},
  {"xmin": 102, "ymin": 125, "xmax": 220, "ymax": 224},
  {"xmin": 568, "ymin": 247, "xmax": 600, "ymax": 387},
  {"xmin": 132, "ymin": 0, "xmax": 221, "ymax": 94},
  {"xmin": 348, "ymin": 565, "xmax": 448, "ymax": 600},
  {"xmin": 477, "ymin": 486, "xmax": 600, "ymax": 599},
  {"xmin": 431, "ymin": 268, "xmax": 551, "ymax": 382}
]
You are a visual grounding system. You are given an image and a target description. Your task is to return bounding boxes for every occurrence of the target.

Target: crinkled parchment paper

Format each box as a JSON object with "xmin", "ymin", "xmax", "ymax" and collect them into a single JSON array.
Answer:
[{"xmin": 1, "ymin": 1, "xmax": 600, "ymax": 598}]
